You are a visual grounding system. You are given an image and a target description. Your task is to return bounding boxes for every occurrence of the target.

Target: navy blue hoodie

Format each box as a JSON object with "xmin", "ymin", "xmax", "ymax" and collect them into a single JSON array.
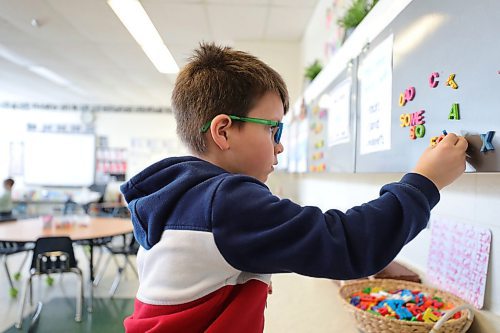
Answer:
[
  {"xmin": 121, "ymin": 155, "xmax": 439, "ymax": 279},
  {"xmin": 120, "ymin": 156, "xmax": 439, "ymax": 332}
]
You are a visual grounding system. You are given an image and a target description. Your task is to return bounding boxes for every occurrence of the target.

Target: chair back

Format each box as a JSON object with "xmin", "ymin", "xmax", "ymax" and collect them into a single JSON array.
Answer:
[{"xmin": 31, "ymin": 237, "xmax": 77, "ymax": 273}]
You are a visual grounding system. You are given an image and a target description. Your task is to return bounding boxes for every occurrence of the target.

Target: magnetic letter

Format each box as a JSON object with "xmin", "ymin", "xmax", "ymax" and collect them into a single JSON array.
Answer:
[
  {"xmin": 409, "ymin": 126, "xmax": 416, "ymax": 140},
  {"xmin": 415, "ymin": 124, "xmax": 426, "ymax": 138},
  {"xmin": 405, "ymin": 87, "xmax": 416, "ymax": 101},
  {"xmin": 480, "ymin": 131, "xmax": 495, "ymax": 152},
  {"xmin": 416, "ymin": 110, "xmax": 425, "ymax": 125},
  {"xmin": 446, "ymin": 74, "xmax": 458, "ymax": 89},
  {"xmin": 403, "ymin": 114, "xmax": 411, "ymax": 127},
  {"xmin": 448, "ymin": 103, "xmax": 460, "ymax": 120},
  {"xmin": 399, "ymin": 93, "xmax": 406, "ymax": 106},
  {"xmin": 400, "ymin": 114, "xmax": 406, "ymax": 127},
  {"xmin": 410, "ymin": 112, "xmax": 418, "ymax": 126},
  {"xmin": 429, "ymin": 72, "xmax": 439, "ymax": 88}
]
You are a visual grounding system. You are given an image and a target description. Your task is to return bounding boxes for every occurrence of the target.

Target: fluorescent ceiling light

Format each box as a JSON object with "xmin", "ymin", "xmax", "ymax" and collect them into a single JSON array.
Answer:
[
  {"xmin": 0, "ymin": 44, "xmax": 87, "ymax": 98},
  {"xmin": 28, "ymin": 66, "xmax": 71, "ymax": 86},
  {"xmin": 28, "ymin": 66, "xmax": 87, "ymax": 97},
  {"xmin": 0, "ymin": 44, "xmax": 32, "ymax": 67},
  {"xmin": 108, "ymin": 0, "xmax": 179, "ymax": 74}
]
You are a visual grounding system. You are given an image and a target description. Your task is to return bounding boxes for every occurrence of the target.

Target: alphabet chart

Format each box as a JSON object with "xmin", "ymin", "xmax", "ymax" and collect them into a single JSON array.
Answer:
[{"xmin": 427, "ymin": 217, "xmax": 492, "ymax": 309}]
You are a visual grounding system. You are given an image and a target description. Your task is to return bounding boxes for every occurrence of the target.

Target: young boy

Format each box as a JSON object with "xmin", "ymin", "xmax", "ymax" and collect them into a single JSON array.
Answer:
[
  {"xmin": 0, "ymin": 178, "xmax": 15, "ymax": 217},
  {"xmin": 120, "ymin": 43, "xmax": 467, "ymax": 332}
]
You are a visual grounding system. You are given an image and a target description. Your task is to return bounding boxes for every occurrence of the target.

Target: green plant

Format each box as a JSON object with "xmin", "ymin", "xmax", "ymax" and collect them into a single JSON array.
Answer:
[
  {"xmin": 304, "ymin": 60, "xmax": 323, "ymax": 81},
  {"xmin": 338, "ymin": 0, "xmax": 378, "ymax": 29}
]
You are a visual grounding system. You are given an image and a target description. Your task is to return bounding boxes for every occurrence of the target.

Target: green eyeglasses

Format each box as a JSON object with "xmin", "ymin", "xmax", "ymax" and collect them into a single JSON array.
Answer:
[{"xmin": 200, "ymin": 115, "xmax": 284, "ymax": 144}]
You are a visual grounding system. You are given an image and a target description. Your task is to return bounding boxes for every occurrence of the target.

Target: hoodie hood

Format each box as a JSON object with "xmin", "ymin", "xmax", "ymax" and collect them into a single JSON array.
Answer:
[{"xmin": 120, "ymin": 156, "xmax": 228, "ymax": 249}]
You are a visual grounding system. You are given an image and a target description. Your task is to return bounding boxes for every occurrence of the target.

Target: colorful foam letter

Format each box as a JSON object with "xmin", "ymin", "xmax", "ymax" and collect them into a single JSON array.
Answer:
[
  {"xmin": 480, "ymin": 131, "xmax": 495, "ymax": 152},
  {"xmin": 429, "ymin": 72, "xmax": 439, "ymax": 88},
  {"xmin": 446, "ymin": 74, "xmax": 458, "ymax": 89},
  {"xmin": 448, "ymin": 103, "xmax": 460, "ymax": 120},
  {"xmin": 405, "ymin": 87, "xmax": 416, "ymax": 101},
  {"xmin": 415, "ymin": 124, "xmax": 426, "ymax": 138},
  {"xmin": 399, "ymin": 93, "xmax": 406, "ymax": 106}
]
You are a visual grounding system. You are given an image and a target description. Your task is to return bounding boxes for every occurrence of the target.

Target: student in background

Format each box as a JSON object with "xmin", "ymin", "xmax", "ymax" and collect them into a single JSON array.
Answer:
[
  {"xmin": 0, "ymin": 178, "xmax": 15, "ymax": 217},
  {"xmin": 120, "ymin": 43, "xmax": 468, "ymax": 332}
]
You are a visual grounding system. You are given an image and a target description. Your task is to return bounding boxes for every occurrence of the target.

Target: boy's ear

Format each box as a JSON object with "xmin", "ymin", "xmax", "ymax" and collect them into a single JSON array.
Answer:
[{"xmin": 209, "ymin": 114, "xmax": 232, "ymax": 151}]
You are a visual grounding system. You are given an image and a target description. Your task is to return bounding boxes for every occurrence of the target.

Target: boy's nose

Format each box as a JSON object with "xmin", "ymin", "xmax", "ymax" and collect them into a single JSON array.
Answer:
[{"xmin": 275, "ymin": 142, "xmax": 284, "ymax": 154}]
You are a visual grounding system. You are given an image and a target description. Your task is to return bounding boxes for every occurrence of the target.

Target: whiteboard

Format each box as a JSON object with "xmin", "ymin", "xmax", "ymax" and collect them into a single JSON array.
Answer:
[
  {"xmin": 355, "ymin": 0, "xmax": 500, "ymax": 172},
  {"xmin": 24, "ymin": 132, "xmax": 95, "ymax": 186}
]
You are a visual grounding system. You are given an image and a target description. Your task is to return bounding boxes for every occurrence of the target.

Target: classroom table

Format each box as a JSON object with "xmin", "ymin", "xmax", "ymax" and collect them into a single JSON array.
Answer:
[{"xmin": 0, "ymin": 216, "xmax": 133, "ymax": 312}]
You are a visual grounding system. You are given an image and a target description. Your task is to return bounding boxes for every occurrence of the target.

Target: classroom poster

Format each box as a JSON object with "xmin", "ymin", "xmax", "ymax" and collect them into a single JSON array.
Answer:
[
  {"xmin": 296, "ymin": 118, "xmax": 309, "ymax": 173},
  {"xmin": 324, "ymin": 78, "xmax": 352, "ymax": 147},
  {"xmin": 287, "ymin": 120, "xmax": 298, "ymax": 173},
  {"xmin": 358, "ymin": 35, "xmax": 393, "ymax": 155}
]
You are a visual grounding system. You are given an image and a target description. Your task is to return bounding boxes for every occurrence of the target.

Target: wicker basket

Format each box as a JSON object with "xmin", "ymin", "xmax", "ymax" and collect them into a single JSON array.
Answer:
[{"xmin": 338, "ymin": 279, "xmax": 474, "ymax": 333}]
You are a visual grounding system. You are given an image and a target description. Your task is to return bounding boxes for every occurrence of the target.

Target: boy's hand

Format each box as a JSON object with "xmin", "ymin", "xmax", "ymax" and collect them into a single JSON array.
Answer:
[{"xmin": 413, "ymin": 133, "xmax": 468, "ymax": 190}]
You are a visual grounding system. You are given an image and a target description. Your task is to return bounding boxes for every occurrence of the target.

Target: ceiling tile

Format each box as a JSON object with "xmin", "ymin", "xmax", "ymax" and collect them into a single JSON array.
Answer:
[
  {"xmin": 0, "ymin": 0, "xmax": 87, "ymax": 43},
  {"xmin": 265, "ymin": 6, "xmax": 314, "ymax": 40},
  {"xmin": 47, "ymin": 0, "xmax": 133, "ymax": 44},
  {"xmin": 207, "ymin": 4, "xmax": 268, "ymax": 41},
  {"xmin": 206, "ymin": 0, "xmax": 269, "ymax": 5},
  {"xmin": 270, "ymin": 0, "xmax": 318, "ymax": 7},
  {"xmin": 0, "ymin": 0, "xmax": 319, "ymax": 105},
  {"xmin": 144, "ymin": 2, "xmax": 212, "ymax": 45}
]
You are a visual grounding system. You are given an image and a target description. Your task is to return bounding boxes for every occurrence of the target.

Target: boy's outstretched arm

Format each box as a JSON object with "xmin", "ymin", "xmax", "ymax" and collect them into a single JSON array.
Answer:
[{"xmin": 211, "ymin": 134, "xmax": 467, "ymax": 280}]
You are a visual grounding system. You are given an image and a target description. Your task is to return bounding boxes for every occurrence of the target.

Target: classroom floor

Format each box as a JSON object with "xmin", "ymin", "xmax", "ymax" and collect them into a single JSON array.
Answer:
[
  {"xmin": 0, "ymin": 245, "xmax": 139, "ymax": 333},
  {"xmin": 0, "ymin": 247, "xmax": 359, "ymax": 333}
]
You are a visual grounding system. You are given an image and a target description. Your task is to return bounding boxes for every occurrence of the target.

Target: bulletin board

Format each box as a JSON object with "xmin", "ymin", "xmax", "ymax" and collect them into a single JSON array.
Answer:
[
  {"xmin": 355, "ymin": 0, "xmax": 500, "ymax": 172},
  {"xmin": 308, "ymin": 63, "xmax": 358, "ymax": 173}
]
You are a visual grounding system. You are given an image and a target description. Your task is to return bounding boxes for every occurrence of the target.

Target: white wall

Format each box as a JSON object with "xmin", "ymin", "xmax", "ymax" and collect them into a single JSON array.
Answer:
[
  {"xmin": 0, "ymin": 108, "xmax": 187, "ymax": 186},
  {"xmin": 0, "ymin": 108, "xmax": 82, "ymax": 183},
  {"xmin": 94, "ymin": 111, "xmax": 187, "ymax": 178},
  {"xmin": 300, "ymin": 0, "xmax": 348, "ymax": 93},
  {"xmin": 235, "ymin": 41, "xmax": 302, "ymax": 105}
]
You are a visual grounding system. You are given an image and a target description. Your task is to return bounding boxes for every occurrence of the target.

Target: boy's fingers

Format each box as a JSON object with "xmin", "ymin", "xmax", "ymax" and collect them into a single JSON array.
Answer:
[
  {"xmin": 441, "ymin": 132, "xmax": 459, "ymax": 145},
  {"xmin": 455, "ymin": 136, "xmax": 469, "ymax": 150}
]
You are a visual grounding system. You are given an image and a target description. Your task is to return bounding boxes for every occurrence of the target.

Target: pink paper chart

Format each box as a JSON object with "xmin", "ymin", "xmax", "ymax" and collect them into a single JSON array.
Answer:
[{"xmin": 427, "ymin": 218, "xmax": 491, "ymax": 309}]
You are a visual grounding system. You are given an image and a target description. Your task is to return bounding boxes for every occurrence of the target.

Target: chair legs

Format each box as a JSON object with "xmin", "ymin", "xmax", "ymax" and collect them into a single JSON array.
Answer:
[
  {"xmin": 15, "ymin": 269, "xmax": 84, "ymax": 329},
  {"xmin": 16, "ymin": 274, "xmax": 33, "ymax": 328},
  {"xmin": 93, "ymin": 251, "xmax": 112, "ymax": 287},
  {"xmin": 109, "ymin": 254, "xmax": 138, "ymax": 297},
  {"xmin": 125, "ymin": 256, "xmax": 139, "ymax": 278},
  {"xmin": 109, "ymin": 265, "xmax": 123, "ymax": 297},
  {"xmin": 72, "ymin": 268, "xmax": 84, "ymax": 322},
  {"xmin": 16, "ymin": 251, "xmax": 31, "ymax": 278},
  {"xmin": 2, "ymin": 255, "xmax": 15, "ymax": 290}
]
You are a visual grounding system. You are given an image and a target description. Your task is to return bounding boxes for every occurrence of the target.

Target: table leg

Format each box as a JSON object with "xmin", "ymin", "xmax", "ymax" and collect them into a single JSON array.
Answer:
[{"xmin": 88, "ymin": 242, "xmax": 94, "ymax": 313}]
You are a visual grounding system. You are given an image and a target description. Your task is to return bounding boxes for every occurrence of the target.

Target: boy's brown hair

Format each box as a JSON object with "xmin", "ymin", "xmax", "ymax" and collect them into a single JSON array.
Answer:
[{"xmin": 172, "ymin": 43, "xmax": 289, "ymax": 153}]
